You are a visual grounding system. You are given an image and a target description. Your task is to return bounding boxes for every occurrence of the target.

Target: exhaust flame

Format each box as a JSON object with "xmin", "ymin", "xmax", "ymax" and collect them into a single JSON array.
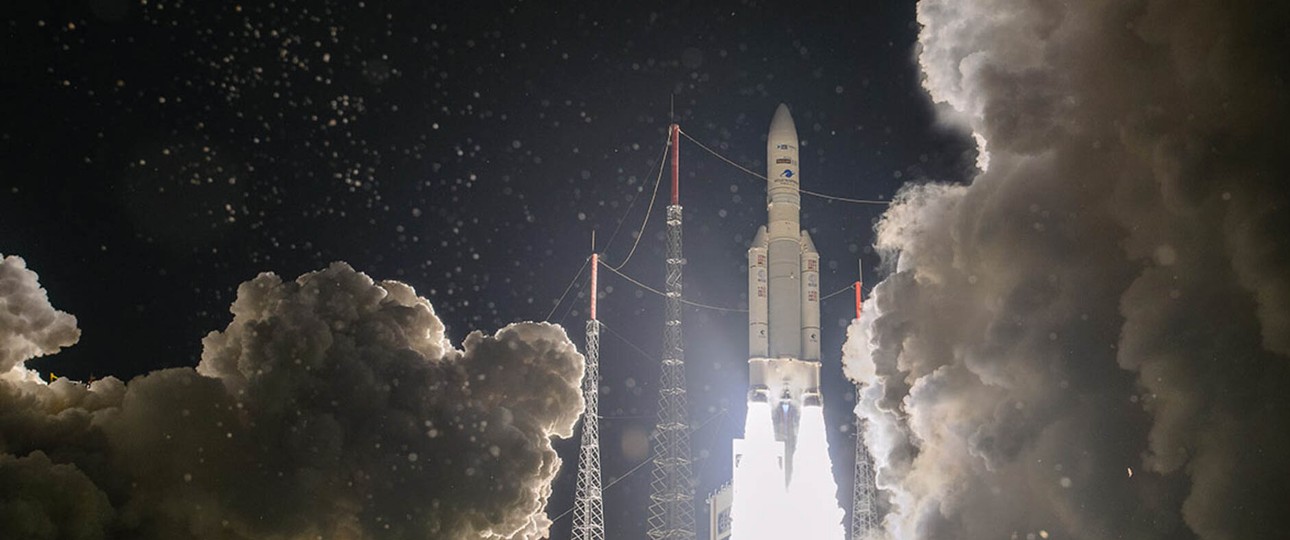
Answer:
[
  {"xmin": 789, "ymin": 405, "xmax": 846, "ymax": 540},
  {"xmin": 732, "ymin": 401, "xmax": 845, "ymax": 540},
  {"xmin": 731, "ymin": 401, "xmax": 788, "ymax": 540}
]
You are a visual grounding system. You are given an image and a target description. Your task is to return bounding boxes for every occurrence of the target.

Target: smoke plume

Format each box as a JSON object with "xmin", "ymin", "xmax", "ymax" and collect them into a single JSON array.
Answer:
[
  {"xmin": 0, "ymin": 256, "xmax": 585, "ymax": 539},
  {"xmin": 844, "ymin": 1, "xmax": 1290, "ymax": 539},
  {"xmin": 0, "ymin": 255, "xmax": 80, "ymax": 383}
]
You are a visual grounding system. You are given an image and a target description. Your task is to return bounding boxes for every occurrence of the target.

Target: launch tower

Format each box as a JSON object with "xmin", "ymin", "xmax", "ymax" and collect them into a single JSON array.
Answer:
[
  {"xmin": 851, "ymin": 277, "xmax": 879, "ymax": 540},
  {"xmin": 648, "ymin": 124, "xmax": 697, "ymax": 540},
  {"xmin": 573, "ymin": 254, "xmax": 605, "ymax": 540}
]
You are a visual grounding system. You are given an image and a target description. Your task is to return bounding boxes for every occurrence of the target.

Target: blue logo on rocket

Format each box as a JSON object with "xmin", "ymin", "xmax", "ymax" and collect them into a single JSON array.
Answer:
[{"xmin": 781, "ymin": 169, "xmax": 794, "ymax": 178}]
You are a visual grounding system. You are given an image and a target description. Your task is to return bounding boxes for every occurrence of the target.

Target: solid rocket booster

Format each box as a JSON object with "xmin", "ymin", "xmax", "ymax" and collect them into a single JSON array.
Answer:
[
  {"xmin": 800, "ymin": 230, "xmax": 820, "ymax": 361},
  {"xmin": 749, "ymin": 226, "xmax": 769, "ymax": 357}
]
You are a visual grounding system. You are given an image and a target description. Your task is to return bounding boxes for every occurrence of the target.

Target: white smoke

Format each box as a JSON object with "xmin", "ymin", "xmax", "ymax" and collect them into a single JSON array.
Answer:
[
  {"xmin": 0, "ymin": 257, "xmax": 585, "ymax": 539},
  {"xmin": 0, "ymin": 255, "xmax": 80, "ymax": 383},
  {"xmin": 843, "ymin": 0, "xmax": 1290, "ymax": 539}
]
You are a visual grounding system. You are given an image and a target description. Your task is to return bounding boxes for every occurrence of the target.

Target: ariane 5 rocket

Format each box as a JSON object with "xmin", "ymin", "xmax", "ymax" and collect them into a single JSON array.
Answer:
[
  {"xmin": 744, "ymin": 103, "xmax": 822, "ymax": 476},
  {"xmin": 730, "ymin": 104, "xmax": 846, "ymax": 540}
]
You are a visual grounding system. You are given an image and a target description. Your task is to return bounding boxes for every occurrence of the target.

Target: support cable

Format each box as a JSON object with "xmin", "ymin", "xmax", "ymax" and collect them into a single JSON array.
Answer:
[
  {"xmin": 604, "ymin": 140, "xmax": 671, "ymax": 269},
  {"xmin": 545, "ymin": 256, "xmax": 592, "ymax": 321},
  {"xmin": 551, "ymin": 407, "xmax": 730, "ymax": 526},
  {"xmin": 678, "ymin": 129, "xmax": 890, "ymax": 206},
  {"xmin": 600, "ymin": 262, "xmax": 746, "ymax": 313},
  {"xmin": 601, "ymin": 321, "xmax": 658, "ymax": 364},
  {"xmin": 602, "ymin": 261, "xmax": 860, "ymax": 313},
  {"xmin": 554, "ymin": 133, "xmax": 667, "ymax": 324},
  {"xmin": 821, "ymin": 282, "xmax": 857, "ymax": 301}
]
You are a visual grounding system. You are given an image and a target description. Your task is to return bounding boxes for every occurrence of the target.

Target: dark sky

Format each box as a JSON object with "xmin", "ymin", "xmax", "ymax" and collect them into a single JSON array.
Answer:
[{"xmin": 2, "ymin": 1, "xmax": 974, "ymax": 538}]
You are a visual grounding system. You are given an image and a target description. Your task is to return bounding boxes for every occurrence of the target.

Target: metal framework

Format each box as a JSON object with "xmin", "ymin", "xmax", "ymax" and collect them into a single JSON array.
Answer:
[
  {"xmin": 851, "ymin": 413, "xmax": 879, "ymax": 540},
  {"xmin": 851, "ymin": 275, "xmax": 878, "ymax": 539},
  {"xmin": 573, "ymin": 254, "xmax": 605, "ymax": 540},
  {"xmin": 648, "ymin": 124, "xmax": 695, "ymax": 540}
]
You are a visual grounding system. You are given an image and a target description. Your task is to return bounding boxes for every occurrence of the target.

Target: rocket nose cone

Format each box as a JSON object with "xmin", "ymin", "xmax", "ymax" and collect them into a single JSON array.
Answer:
[{"xmin": 769, "ymin": 103, "xmax": 797, "ymax": 141}]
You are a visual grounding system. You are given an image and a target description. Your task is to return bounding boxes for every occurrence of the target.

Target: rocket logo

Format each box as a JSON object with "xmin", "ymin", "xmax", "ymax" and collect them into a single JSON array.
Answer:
[{"xmin": 781, "ymin": 169, "xmax": 794, "ymax": 178}]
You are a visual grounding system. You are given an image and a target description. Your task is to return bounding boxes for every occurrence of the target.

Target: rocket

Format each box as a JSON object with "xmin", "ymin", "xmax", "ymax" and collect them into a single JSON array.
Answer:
[
  {"xmin": 749, "ymin": 104, "xmax": 821, "ymax": 362},
  {"xmin": 729, "ymin": 104, "xmax": 846, "ymax": 540},
  {"xmin": 745, "ymin": 104, "xmax": 822, "ymax": 472}
]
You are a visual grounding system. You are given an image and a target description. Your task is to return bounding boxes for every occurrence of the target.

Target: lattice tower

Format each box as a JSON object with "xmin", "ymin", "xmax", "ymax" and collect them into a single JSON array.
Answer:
[
  {"xmin": 851, "ymin": 399, "xmax": 879, "ymax": 539},
  {"xmin": 647, "ymin": 125, "xmax": 695, "ymax": 540},
  {"xmin": 851, "ymin": 276, "xmax": 879, "ymax": 540},
  {"xmin": 573, "ymin": 254, "xmax": 605, "ymax": 540}
]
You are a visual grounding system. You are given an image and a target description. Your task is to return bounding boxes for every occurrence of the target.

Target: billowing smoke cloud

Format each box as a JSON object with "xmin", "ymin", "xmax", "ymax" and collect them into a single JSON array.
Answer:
[
  {"xmin": 844, "ymin": 1, "xmax": 1290, "ymax": 539},
  {"xmin": 0, "ymin": 255, "xmax": 80, "ymax": 383},
  {"xmin": 0, "ymin": 256, "xmax": 585, "ymax": 539}
]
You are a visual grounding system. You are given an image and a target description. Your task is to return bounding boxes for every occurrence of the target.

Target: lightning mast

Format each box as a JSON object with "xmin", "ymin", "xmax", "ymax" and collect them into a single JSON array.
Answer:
[
  {"xmin": 851, "ymin": 268, "xmax": 879, "ymax": 540},
  {"xmin": 648, "ymin": 124, "xmax": 696, "ymax": 540},
  {"xmin": 573, "ymin": 252, "xmax": 605, "ymax": 540}
]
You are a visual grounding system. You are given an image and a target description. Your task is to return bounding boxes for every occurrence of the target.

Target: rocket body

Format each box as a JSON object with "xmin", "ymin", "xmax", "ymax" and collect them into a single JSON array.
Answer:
[
  {"xmin": 746, "ymin": 104, "xmax": 821, "ymax": 410},
  {"xmin": 740, "ymin": 103, "xmax": 823, "ymax": 473},
  {"xmin": 765, "ymin": 105, "xmax": 803, "ymax": 360},
  {"xmin": 732, "ymin": 104, "xmax": 842, "ymax": 538}
]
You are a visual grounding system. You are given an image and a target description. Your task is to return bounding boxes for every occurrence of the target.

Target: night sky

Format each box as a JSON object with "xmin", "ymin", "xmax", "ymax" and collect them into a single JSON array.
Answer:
[
  {"xmin": 4, "ymin": 1, "xmax": 974, "ymax": 538},
  {"xmin": 8, "ymin": 0, "xmax": 1290, "ymax": 539}
]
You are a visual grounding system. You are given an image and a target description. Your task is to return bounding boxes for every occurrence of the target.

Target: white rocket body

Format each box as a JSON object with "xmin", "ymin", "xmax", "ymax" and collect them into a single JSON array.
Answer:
[
  {"xmin": 745, "ymin": 104, "xmax": 821, "ymax": 415},
  {"xmin": 733, "ymin": 104, "xmax": 841, "ymax": 538},
  {"xmin": 765, "ymin": 104, "xmax": 803, "ymax": 360},
  {"xmin": 739, "ymin": 103, "xmax": 823, "ymax": 476}
]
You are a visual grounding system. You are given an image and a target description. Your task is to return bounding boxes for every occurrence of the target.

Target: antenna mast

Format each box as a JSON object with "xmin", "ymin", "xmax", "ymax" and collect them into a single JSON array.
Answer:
[
  {"xmin": 648, "ymin": 123, "xmax": 696, "ymax": 540},
  {"xmin": 573, "ymin": 252, "xmax": 605, "ymax": 540},
  {"xmin": 851, "ymin": 261, "xmax": 879, "ymax": 539}
]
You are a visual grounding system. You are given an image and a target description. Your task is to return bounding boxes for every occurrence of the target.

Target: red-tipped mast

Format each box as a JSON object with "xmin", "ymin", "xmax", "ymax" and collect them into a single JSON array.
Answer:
[
  {"xmin": 855, "ymin": 259, "xmax": 864, "ymax": 320},
  {"xmin": 651, "ymin": 122, "xmax": 694, "ymax": 536},
  {"xmin": 589, "ymin": 253, "xmax": 598, "ymax": 321},
  {"xmin": 669, "ymin": 124, "xmax": 680, "ymax": 205},
  {"xmin": 855, "ymin": 281, "xmax": 863, "ymax": 320}
]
